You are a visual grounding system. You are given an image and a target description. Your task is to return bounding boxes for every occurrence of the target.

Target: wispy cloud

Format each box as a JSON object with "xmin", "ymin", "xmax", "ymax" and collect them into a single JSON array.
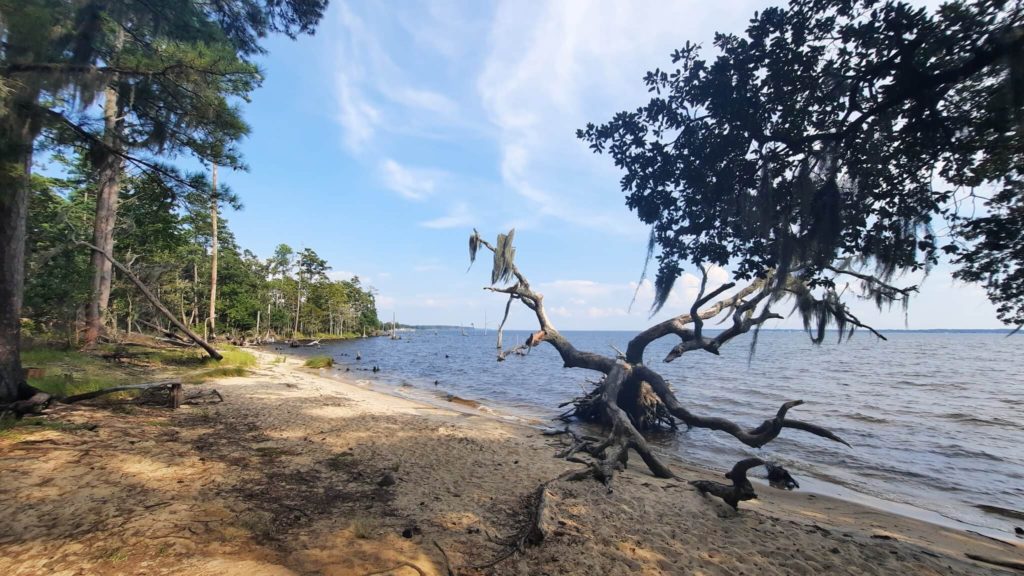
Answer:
[
  {"xmin": 477, "ymin": 0, "xmax": 765, "ymax": 235},
  {"xmin": 420, "ymin": 202, "xmax": 474, "ymax": 229},
  {"xmin": 381, "ymin": 158, "xmax": 437, "ymax": 200},
  {"xmin": 331, "ymin": 1, "xmax": 473, "ymax": 150},
  {"xmin": 334, "ymin": 71, "xmax": 380, "ymax": 151}
]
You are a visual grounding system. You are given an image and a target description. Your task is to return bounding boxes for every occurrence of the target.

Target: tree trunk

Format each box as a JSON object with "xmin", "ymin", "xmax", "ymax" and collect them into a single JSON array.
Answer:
[
  {"xmin": 207, "ymin": 163, "xmax": 218, "ymax": 339},
  {"xmin": 293, "ymin": 272, "xmax": 302, "ymax": 337},
  {"xmin": 0, "ymin": 89, "xmax": 41, "ymax": 404},
  {"xmin": 84, "ymin": 34, "xmax": 125, "ymax": 348}
]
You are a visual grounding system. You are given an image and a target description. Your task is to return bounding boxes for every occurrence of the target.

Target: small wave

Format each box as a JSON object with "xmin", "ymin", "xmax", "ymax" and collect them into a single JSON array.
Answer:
[
  {"xmin": 845, "ymin": 413, "xmax": 889, "ymax": 424},
  {"xmin": 938, "ymin": 413, "xmax": 1018, "ymax": 428},
  {"xmin": 931, "ymin": 444, "xmax": 1006, "ymax": 463}
]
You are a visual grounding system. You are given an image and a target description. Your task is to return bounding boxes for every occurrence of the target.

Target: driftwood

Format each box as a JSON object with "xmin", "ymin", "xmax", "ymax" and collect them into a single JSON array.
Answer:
[
  {"xmin": 75, "ymin": 240, "xmax": 222, "ymax": 361},
  {"xmin": 464, "ymin": 470, "xmax": 575, "ymax": 570},
  {"xmin": 62, "ymin": 380, "xmax": 181, "ymax": 405},
  {"xmin": 965, "ymin": 553, "xmax": 1024, "ymax": 572},
  {"xmin": 689, "ymin": 458, "xmax": 775, "ymax": 510},
  {"xmin": 469, "ymin": 230, "xmax": 852, "ymax": 488},
  {"xmin": 57, "ymin": 380, "xmax": 223, "ymax": 409}
]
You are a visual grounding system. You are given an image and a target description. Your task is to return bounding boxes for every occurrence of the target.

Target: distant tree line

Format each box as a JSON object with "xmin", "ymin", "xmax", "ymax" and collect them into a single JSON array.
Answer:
[
  {"xmin": 22, "ymin": 153, "xmax": 380, "ymax": 344},
  {"xmin": 1, "ymin": 0, "xmax": 334, "ymax": 403}
]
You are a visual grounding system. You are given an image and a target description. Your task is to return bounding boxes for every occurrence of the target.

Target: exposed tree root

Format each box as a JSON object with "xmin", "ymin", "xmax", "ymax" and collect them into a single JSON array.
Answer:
[
  {"xmin": 361, "ymin": 562, "xmax": 427, "ymax": 576},
  {"xmin": 463, "ymin": 469, "xmax": 578, "ymax": 570},
  {"xmin": 0, "ymin": 389, "xmax": 54, "ymax": 420}
]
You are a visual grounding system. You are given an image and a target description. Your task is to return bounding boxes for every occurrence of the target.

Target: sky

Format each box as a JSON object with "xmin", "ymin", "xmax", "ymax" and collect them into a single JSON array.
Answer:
[{"xmin": 219, "ymin": 0, "xmax": 1005, "ymax": 331}]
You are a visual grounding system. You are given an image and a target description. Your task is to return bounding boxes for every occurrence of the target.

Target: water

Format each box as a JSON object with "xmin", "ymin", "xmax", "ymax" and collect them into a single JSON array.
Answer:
[{"xmin": 279, "ymin": 329, "xmax": 1023, "ymax": 537}]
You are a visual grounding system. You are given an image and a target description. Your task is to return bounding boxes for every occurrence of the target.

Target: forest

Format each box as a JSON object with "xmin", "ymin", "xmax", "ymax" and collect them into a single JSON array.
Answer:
[{"xmin": 24, "ymin": 152, "xmax": 381, "ymax": 346}]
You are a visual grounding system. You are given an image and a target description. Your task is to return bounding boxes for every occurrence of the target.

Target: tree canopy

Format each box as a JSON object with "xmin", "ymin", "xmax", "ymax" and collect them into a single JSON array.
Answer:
[{"xmin": 579, "ymin": 0, "xmax": 1024, "ymax": 328}]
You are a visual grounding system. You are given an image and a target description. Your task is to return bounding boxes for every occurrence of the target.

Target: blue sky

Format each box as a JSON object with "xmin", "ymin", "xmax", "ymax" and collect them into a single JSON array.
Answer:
[{"xmin": 220, "ymin": 0, "xmax": 1003, "ymax": 331}]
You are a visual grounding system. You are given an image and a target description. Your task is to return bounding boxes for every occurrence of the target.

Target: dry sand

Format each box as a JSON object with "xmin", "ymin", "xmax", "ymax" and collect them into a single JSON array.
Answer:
[{"xmin": 1, "ymin": 349, "xmax": 1022, "ymax": 575}]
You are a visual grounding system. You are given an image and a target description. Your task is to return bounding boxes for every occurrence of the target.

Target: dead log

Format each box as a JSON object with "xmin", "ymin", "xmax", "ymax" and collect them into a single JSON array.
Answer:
[
  {"xmin": 169, "ymin": 382, "xmax": 182, "ymax": 409},
  {"xmin": 965, "ymin": 553, "xmax": 1024, "ymax": 572},
  {"xmin": 183, "ymin": 389, "xmax": 224, "ymax": 405},
  {"xmin": 75, "ymin": 240, "xmax": 222, "ymax": 360},
  {"xmin": 690, "ymin": 458, "xmax": 801, "ymax": 510},
  {"xmin": 0, "ymin": 391, "xmax": 54, "ymax": 420},
  {"xmin": 61, "ymin": 380, "xmax": 181, "ymax": 404}
]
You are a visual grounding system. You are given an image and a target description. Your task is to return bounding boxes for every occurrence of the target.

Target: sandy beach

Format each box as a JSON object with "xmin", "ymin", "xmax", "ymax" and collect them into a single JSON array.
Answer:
[{"xmin": 1, "ymin": 349, "xmax": 1021, "ymax": 575}]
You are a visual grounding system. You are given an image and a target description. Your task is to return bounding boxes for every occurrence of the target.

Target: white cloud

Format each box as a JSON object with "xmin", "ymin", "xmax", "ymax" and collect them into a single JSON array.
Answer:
[
  {"xmin": 381, "ymin": 158, "xmax": 436, "ymax": 200},
  {"xmin": 332, "ymin": 1, "xmax": 473, "ymax": 150},
  {"xmin": 420, "ymin": 202, "xmax": 474, "ymax": 229},
  {"xmin": 477, "ymin": 0, "xmax": 764, "ymax": 235},
  {"xmin": 335, "ymin": 71, "xmax": 380, "ymax": 151}
]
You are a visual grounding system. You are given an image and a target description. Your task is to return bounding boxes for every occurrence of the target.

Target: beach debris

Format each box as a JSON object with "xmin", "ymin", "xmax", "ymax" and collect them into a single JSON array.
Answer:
[
  {"xmin": 690, "ymin": 458, "xmax": 767, "ymax": 510},
  {"xmin": 965, "ymin": 553, "xmax": 1024, "ymax": 572},
  {"xmin": 1016, "ymin": 526, "xmax": 1023, "ymax": 537},
  {"xmin": 766, "ymin": 462, "xmax": 800, "ymax": 490},
  {"xmin": 690, "ymin": 458, "xmax": 801, "ymax": 510}
]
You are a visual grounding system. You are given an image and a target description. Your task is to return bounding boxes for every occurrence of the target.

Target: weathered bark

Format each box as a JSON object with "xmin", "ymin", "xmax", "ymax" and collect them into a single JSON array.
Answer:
[
  {"xmin": 207, "ymin": 163, "xmax": 218, "ymax": 339},
  {"xmin": 690, "ymin": 457, "xmax": 770, "ymax": 510},
  {"xmin": 0, "ymin": 88, "xmax": 42, "ymax": 404},
  {"xmin": 84, "ymin": 83, "xmax": 125, "ymax": 347},
  {"xmin": 470, "ymin": 230, "xmax": 850, "ymax": 487},
  {"xmin": 78, "ymin": 241, "xmax": 223, "ymax": 360}
]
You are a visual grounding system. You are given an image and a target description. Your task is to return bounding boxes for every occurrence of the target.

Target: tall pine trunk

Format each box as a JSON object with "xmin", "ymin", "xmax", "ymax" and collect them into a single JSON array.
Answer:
[
  {"xmin": 207, "ymin": 163, "xmax": 218, "ymax": 339},
  {"xmin": 0, "ymin": 89, "xmax": 41, "ymax": 403},
  {"xmin": 83, "ymin": 83, "xmax": 124, "ymax": 347}
]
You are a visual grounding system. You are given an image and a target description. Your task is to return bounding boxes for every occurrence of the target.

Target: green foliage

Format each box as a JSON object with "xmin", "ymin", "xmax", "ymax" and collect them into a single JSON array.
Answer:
[
  {"xmin": 303, "ymin": 355, "xmax": 333, "ymax": 369},
  {"xmin": 580, "ymin": 0, "xmax": 1024, "ymax": 327}
]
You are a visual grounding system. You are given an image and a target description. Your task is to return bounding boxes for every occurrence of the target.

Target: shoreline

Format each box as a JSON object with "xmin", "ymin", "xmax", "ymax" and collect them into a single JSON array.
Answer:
[
  {"xmin": 259, "ymin": 350, "xmax": 1024, "ymax": 571},
  {"xmin": 1, "ymin": 348, "xmax": 1020, "ymax": 575},
  {"xmin": 283, "ymin": 341, "xmax": 1020, "ymax": 544}
]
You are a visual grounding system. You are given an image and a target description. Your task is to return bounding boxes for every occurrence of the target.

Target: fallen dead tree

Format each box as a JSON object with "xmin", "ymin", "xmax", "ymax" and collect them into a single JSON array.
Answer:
[
  {"xmin": 462, "ymin": 229, "xmax": 909, "ymax": 567},
  {"xmin": 61, "ymin": 380, "xmax": 223, "ymax": 408},
  {"xmin": 0, "ymin": 380, "xmax": 223, "ymax": 419},
  {"xmin": 74, "ymin": 240, "xmax": 223, "ymax": 361}
]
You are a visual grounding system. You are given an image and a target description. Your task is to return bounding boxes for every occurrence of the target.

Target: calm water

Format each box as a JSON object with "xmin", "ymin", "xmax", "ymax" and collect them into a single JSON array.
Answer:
[{"xmin": 279, "ymin": 330, "xmax": 1023, "ymax": 537}]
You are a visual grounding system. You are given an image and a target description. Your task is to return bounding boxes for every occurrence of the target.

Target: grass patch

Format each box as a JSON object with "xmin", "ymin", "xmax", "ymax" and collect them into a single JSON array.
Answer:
[
  {"xmin": 147, "ymin": 345, "xmax": 256, "ymax": 368},
  {"xmin": 27, "ymin": 373, "xmax": 124, "ymax": 398},
  {"xmin": 304, "ymin": 355, "xmax": 333, "ymax": 369},
  {"xmin": 184, "ymin": 366, "xmax": 250, "ymax": 384},
  {"xmin": 21, "ymin": 346, "xmax": 129, "ymax": 398},
  {"xmin": 272, "ymin": 356, "xmax": 286, "ymax": 364}
]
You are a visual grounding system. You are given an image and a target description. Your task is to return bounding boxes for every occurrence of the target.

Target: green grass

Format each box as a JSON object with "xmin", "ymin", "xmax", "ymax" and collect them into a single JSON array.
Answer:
[
  {"xmin": 21, "ymin": 347, "xmax": 127, "ymax": 398},
  {"xmin": 184, "ymin": 365, "xmax": 250, "ymax": 384},
  {"xmin": 146, "ymin": 344, "xmax": 256, "ymax": 368},
  {"xmin": 304, "ymin": 355, "xmax": 333, "ymax": 369},
  {"xmin": 20, "ymin": 343, "xmax": 256, "ymax": 400},
  {"xmin": 21, "ymin": 347, "xmax": 79, "ymax": 365},
  {"xmin": 27, "ymin": 374, "xmax": 125, "ymax": 398}
]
